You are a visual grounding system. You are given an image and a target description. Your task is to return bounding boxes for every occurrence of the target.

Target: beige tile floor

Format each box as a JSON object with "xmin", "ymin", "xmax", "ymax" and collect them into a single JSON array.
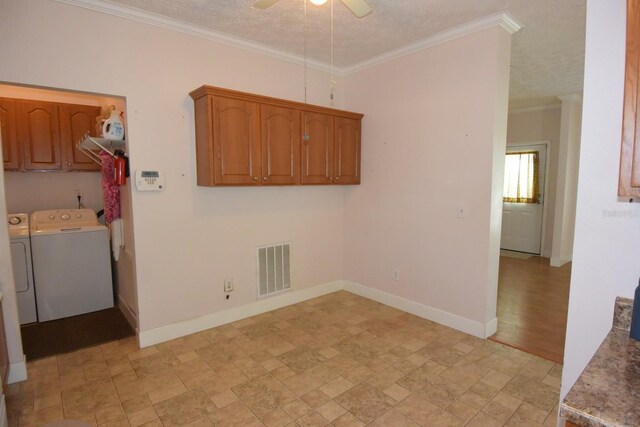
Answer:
[{"xmin": 6, "ymin": 291, "xmax": 562, "ymax": 426}]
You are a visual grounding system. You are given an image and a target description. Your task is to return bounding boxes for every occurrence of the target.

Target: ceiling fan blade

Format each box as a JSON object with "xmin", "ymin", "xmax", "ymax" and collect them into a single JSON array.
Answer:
[
  {"xmin": 253, "ymin": 0, "xmax": 280, "ymax": 10},
  {"xmin": 340, "ymin": 0, "xmax": 372, "ymax": 18}
]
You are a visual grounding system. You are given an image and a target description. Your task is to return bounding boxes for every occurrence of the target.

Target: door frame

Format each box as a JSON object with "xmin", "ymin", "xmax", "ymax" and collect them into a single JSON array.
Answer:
[{"xmin": 504, "ymin": 141, "xmax": 551, "ymax": 257}]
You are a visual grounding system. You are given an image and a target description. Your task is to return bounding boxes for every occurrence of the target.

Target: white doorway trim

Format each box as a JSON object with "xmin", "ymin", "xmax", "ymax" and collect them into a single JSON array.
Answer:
[{"xmin": 504, "ymin": 141, "xmax": 551, "ymax": 257}]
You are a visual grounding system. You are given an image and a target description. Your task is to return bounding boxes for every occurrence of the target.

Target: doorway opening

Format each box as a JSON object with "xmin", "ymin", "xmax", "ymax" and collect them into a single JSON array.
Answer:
[
  {"xmin": 1, "ymin": 82, "xmax": 139, "ymax": 361},
  {"xmin": 491, "ymin": 100, "xmax": 581, "ymax": 364}
]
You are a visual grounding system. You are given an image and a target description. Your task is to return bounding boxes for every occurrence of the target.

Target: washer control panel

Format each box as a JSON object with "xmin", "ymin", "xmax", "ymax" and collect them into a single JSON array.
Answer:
[
  {"xmin": 8, "ymin": 213, "xmax": 29, "ymax": 237},
  {"xmin": 31, "ymin": 209, "xmax": 98, "ymax": 231}
]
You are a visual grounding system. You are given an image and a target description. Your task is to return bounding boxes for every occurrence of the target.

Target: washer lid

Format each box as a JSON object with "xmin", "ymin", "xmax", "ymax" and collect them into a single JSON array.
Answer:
[
  {"xmin": 30, "ymin": 224, "xmax": 108, "ymax": 236},
  {"xmin": 8, "ymin": 213, "xmax": 29, "ymax": 237}
]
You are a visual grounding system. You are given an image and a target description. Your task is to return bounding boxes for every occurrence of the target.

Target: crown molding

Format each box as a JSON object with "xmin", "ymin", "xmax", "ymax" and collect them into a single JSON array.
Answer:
[
  {"xmin": 54, "ymin": 0, "xmax": 522, "ymax": 77},
  {"xmin": 557, "ymin": 93, "xmax": 583, "ymax": 103},
  {"xmin": 340, "ymin": 12, "xmax": 522, "ymax": 75},
  {"xmin": 509, "ymin": 103, "xmax": 562, "ymax": 114},
  {"xmin": 53, "ymin": 0, "xmax": 334, "ymax": 73}
]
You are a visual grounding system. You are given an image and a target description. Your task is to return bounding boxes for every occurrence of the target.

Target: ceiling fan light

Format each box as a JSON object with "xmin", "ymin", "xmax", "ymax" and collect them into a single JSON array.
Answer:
[{"xmin": 308, "ymin": 0, "xmax": 328, "ymax": 6}]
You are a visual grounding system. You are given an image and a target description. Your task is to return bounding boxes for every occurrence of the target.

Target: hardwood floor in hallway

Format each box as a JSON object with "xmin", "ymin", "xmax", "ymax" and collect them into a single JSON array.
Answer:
[{"xmin": 490, "ymin": 256, "xmax": 572, "ymax": 364}]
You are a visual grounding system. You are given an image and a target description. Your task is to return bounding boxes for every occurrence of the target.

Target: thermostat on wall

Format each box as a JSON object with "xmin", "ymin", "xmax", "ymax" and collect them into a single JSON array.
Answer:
[{"xmin": 135, "ymin": 170, "xmax": 164, "ymax": 191}]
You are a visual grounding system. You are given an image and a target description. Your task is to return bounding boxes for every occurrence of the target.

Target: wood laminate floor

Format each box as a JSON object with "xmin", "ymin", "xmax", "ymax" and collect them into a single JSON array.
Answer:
[
  {"xmin": 21, "ymin": 306, "xmax": 135, "ymax": 361},
  {"xmin": 490, "ymin": 256, "xmax": 572, "ymax": 364}
]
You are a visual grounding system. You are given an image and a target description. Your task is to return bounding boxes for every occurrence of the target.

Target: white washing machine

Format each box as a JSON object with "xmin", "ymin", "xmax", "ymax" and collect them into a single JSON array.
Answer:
[
  {"xmin": 30, "ymin": 209, "xmax": 113, "ymax": 322},
  {"xmin": 8, "ymin": 213, "xmax": 38, "ymax": 325}
]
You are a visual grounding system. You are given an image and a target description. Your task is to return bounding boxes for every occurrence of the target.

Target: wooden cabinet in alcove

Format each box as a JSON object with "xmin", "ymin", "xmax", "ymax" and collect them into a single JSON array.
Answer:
[
  {"xmin": 59, "ymin": 103, "xmax": 102, "ymax": 171},
  {"xmin": 19, "ymin": 100, "xmax": 62, "ymax": 171},
  {"xmin": 0, "ymin": 98, "xmax": 20, "ymax": 171},
  {"xmin": 1, "ymin": 98, "xmax": 102, "ymax": 172}
]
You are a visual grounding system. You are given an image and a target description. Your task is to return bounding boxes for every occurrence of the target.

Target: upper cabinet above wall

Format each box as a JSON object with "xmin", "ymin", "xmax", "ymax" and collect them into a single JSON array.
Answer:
[
  {"xmin": 190, "ymin": 85, "xmax": 363, "ymax": 187},
  {"xmin": 0, "ymin": 97, "xmax": 102, "ymax": 172},
  {"xmin": 619, "ymin": 0, "xmax": 640, "ymax": 198}
]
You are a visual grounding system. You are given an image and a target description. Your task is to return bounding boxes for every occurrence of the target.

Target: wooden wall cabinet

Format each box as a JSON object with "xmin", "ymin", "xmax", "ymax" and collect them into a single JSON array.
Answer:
[
  {"xmin": 212, "ymin": 96, "xmax": 261, "ymax": 185},
  {"xmin": 0, "ymin": 98, "xmax": 20, "ymax": 171},
  {"xmin": 334, "ymin": 116, "xmax": 361, "ymax": 184},
  {"xmin": 302, "ymin": 111, "xmax": 334, "ymax": 184},
  {"xmin": 261, "ymin": 104, "xmax": 301, "ymax": 185},
  {"xmin": 20, "ymin": 100, "xmax": 63, "ymax": 171},
  {"xmin": 60, "ymin": 103, "xmax": 103, "ymax": 171},
  {"xmin": 1, "ymin": 98, "xmax": 102, "ymax": 172},
  {"xmin": 619, "ymin": 0, "xmax": 640, "ymax": 197},
  {"xmin": 190, "ymin": 85, "xmax": 362, "ymax": 186}
]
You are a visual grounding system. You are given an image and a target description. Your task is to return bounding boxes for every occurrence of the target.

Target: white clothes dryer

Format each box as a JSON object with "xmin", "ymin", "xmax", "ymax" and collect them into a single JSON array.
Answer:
[
  {"xmin": 8, "ymin": 213, "xmax": 38, "ymax": 325},
  {"xmin": 30, "ymin": 209, "xmax": 113, "ymax": 322}
]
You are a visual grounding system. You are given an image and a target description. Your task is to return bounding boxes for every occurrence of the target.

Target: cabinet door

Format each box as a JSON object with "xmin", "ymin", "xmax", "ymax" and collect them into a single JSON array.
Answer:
[
  {"xmin": 0, "ymin": 98, "xmax": 21, "ymax": 171},
  {"xmin": 334, "ymin": 117, "xmax": 361, "ymax": 184},
  {"xmin": 261, "ymin": 105, "xmax": 300, "ymax": 185},
  {"xmin": 620, "ymin": 0, "xmax": 640, "ymax": 197},
  {"xmin": 0, "ymin": 305, "xmax": 7, "ymax": 391},
  {"xmin": 59, "ymin": 104, "xmax": 101, "ymax": 171},
  {"xmin": 213, "ymin": 97, "xmax": 261, "ymax": 185},
  {"xmin": 19, "ymin": 100, "xmax": 62, "ymax": 171},
  {"xmin": 301, "ymin": 112, "xmax": 334, "ymax": 184}
]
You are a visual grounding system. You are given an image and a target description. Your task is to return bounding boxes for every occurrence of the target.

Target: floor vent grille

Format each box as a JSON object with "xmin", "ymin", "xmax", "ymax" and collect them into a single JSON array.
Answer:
[{"xmin": 257, "ymin": 243, "xmax": 291, "ymax": 298}]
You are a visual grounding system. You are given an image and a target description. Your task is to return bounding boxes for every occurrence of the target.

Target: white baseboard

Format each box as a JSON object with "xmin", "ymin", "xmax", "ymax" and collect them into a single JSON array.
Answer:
[
  {"xmin": 485, "ymin": 317, "xmax": 498, "ymax": 337},
  {"xmin": 118, "ymin": 295, "xmax": 138, "ymax": 331},
  {"xmin": 8, "ymin": 355, "xmax": 27, "ymax": 384},
  {"xmin": 138, "ymin": 280, "xmax": 344, "ymax": 348},
  {"xmin": 138, "ymin": 279, "xmax": 498, "ymax": 347},
  {"xmin": 550, "ymin": 257, "xmax": 570, "ymax": 267},
  {"xmin": 342, "ymin": 281, "xmax": 494, "ymax": 339}
]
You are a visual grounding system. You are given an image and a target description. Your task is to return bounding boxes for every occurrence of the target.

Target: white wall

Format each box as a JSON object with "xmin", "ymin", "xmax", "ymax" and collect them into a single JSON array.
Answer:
[
  {"xmin": 0, "ymin": 0, "xmax": 347, "ymax": 334},
  {"xmin": 4, "ymin": 172, "xmax": 102, "ymax": 214},
  {"xmin": 561, "ymin": 0, "xmax": 640, "ymax": 398},
  {"xmin": 342, "ymin": 25, "xmax": 513, "ymax": 335},
  {"xmin": 506, "ymin": 106, "xmax": 561, "ymax": 257}
]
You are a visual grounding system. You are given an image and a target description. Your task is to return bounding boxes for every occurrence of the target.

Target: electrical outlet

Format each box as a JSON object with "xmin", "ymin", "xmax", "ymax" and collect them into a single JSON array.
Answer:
[
  {"xmin": 393, "ymin": 269, "xmax": 400, "ymax": 281},
  {"xmin": 224, "ymin": 278, "xmax": 234, "ymax": 293}
]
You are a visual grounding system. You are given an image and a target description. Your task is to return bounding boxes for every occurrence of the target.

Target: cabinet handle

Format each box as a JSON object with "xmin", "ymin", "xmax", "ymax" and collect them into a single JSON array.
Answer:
[
  {"xmin": 253, "ymin": 176, "xmax": 259, "ymax": 181},
  {"xmin": 335, "ymin": 177, "xmax": 340, "ymax": 181},
  {"xmin": 66, "ymin": 162, "xmax": 71, "ymax": 167},
  {"xmin": 57, "ymin": 163, "xmax": 61, "ymax": 167},
  {"xmin": 263, "ymin": 177, "xmax": 268, "ymax": 181}
]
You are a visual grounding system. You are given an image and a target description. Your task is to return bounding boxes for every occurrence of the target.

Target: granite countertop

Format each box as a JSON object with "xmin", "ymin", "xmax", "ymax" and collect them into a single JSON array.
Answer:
[{"xmin": 560, "ymin": 297, "xmax": 640, "ymax": 427}]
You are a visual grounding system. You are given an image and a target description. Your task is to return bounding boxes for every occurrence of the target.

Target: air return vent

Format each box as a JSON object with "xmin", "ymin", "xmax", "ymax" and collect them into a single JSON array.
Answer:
[{"xmin": 257, "ymin": 243, "xmax": 291, "ymax": 298}]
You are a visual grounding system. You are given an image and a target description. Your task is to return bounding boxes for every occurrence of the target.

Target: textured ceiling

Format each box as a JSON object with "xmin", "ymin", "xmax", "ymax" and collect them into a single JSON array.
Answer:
[{"xmin": 100, "ymin": 0, "xmax": 586, "ymax": 102}]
